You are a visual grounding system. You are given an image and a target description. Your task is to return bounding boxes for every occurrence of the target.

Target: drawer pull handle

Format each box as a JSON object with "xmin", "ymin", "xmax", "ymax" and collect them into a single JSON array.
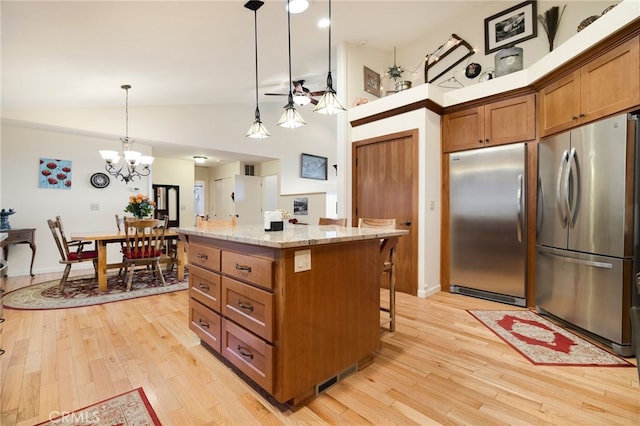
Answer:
[
  {"xmin": 0, "ymin": 318, "xmax": 4, "ymax": 323},
  {"xmin": 235, "ymin": 264, "xmax": 252, "ymax": 272},
  {"xmin": 197, "ymin": 253, "xmax": 209, "ymax": 261},
  {"xmin": 197, "ymin": 319, "xmax": 209, "ymax": 329},
  {"xmin": 198, "ymin": 283, "xmax": 210, "ymax": 291},
  {"xmin": 237, "ymin": 345, "xmax": 254, "ymax": 359},
  {"xmin": 237, "ymin": 301, "xmax": 254, "ymax": 311}
]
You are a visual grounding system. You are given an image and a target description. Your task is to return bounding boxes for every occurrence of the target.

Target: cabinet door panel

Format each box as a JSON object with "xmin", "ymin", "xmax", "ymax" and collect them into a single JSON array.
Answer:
[
  {"xmin": 539, "ymin": 70, "xmax": 581, "ymax": 137},
  {"xmin": 485, "ymin": 94, "xmax": 536, "ymax": 146},
  {"xmin": 442, "ymin": 106, "xmax": 484, "ymax": 152},
  {"xmin": 581, "ymin": 36, "xmax": 640, "ymax": 122}
]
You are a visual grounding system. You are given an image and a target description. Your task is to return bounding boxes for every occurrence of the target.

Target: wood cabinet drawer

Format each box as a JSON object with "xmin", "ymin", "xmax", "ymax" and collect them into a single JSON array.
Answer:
[
  {"xmin": 189, "ymin": 265, "xmax": 221, "ymax": 312},
  {"xmin": 222, "ymin": 276, "xmax": 274, "ymax": 342},
  {"xmin": 6, "ymin": 230, "xmax": 33, "ymax": 243},
  {"xmin": 189, "ymin": 243, "xmax": 220, "ymax": 272},
  {"xmin": 221, "ymin": 251, "xmax": 273, "ymax": 289},
  {"xmin": 222, "ymin": 319, "xmax": 274, "ymax": 393},
  {"xmin": 189, "ymin": 299, "xmax": 221, "ymax": 353}
]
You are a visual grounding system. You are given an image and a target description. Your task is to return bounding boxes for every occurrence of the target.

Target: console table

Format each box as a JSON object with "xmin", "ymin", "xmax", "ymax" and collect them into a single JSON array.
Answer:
[{"xmin": 1, "ymin": 228, "xmax": 36, "ymax": 276}]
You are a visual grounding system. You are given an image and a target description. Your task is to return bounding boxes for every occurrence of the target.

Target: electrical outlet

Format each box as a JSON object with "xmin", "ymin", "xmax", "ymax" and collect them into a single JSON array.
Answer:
[
  {"xmin": 429, "ymin": 200, "xmax": 435, "ymax": 210},
  {"xmin": 294, "ymin": 249, "xmax": 311, "ymax": 272},
  {"xmin": 90, "ymin": 203, "xmax": 100, "ymax": 211}
]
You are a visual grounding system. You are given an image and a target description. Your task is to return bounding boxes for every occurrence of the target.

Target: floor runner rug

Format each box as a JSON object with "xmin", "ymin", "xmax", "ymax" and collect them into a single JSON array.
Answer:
[
  {"xmin": 468, "ymin": 309, "xmax": 634, "ymax": 366},
  {"xmin": 34, "ymin": 387, "xmax": 161, "ymax": 426},
  {"xmin": 3, "ymin": 269, "xmax": 188, "ymax": 310}
]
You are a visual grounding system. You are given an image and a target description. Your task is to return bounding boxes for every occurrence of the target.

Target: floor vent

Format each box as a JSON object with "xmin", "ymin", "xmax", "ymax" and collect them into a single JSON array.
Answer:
[{"xmin": 450, "ymin": 284, "xmax": 526, "ymax": 307}]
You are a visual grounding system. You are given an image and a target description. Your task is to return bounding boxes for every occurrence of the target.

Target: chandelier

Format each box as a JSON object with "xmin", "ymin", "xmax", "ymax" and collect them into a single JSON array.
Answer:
[{"xmin": 99, "ymin": 84, "xmax": 153, "ymax": 183}]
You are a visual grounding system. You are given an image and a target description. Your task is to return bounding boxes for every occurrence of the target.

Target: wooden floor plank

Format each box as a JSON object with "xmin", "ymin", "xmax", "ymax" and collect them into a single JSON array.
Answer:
[{"xmin": 2, "ymin": 273, "xmax": 639, "ymax": 425}]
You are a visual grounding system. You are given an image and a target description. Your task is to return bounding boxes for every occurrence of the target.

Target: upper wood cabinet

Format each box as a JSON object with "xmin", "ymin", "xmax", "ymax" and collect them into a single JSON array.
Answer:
[
  {"xmin": 442, "ymin": 93, "xmax": 536, "ymax": 153},
  {"xmin": 539, "ymin": 36, "xmax": 640, "ymax": 137}
]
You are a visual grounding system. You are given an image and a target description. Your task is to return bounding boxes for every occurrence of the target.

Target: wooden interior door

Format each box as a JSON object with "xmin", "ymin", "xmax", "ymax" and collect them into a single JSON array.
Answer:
[{"xmin": 352, "ymin": 129, "xmax": 418, "ymax": 295}]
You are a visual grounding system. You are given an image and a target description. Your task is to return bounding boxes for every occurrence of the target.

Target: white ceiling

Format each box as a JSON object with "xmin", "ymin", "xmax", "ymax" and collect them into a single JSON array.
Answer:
[{"xmin": 1, "ymin": 0, "xmax": 491, "ymax": 162}]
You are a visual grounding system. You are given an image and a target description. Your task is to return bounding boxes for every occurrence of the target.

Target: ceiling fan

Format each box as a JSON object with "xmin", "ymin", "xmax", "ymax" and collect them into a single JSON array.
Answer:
[{"xmin": 265, "ymin": 80, "xmax": 325, "ymax": 106}]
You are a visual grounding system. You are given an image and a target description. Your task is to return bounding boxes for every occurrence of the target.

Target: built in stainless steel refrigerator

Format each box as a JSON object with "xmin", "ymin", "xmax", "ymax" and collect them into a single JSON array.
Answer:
[
  {"xmin": 449, "ymin": 143, "xmax": 527, "ymax": 307},
  {"xmin": 536, "ymin": 113, "xmax": 640, "ymax": 356}
]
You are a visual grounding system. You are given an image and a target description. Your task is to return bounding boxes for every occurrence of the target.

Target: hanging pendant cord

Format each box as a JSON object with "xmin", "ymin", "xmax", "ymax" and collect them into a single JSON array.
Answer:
[
  {"xmin": 253, "ymin": 8, "xmax": 260, "ymax": 118},
  {"xmin": 286, "ymin": 0, "xmax": 293, "ymax": 105},
  {"xmin": 124, "ymin": 87, "xmax": 129, "ymax": 139}
]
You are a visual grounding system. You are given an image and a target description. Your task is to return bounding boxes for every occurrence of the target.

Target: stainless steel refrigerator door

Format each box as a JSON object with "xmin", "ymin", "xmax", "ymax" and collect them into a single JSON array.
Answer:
[
  {"xmin": 450, "ymin": 143, "xmax": 526, "ymax": 299},
  {"xmin": 569, "ymin": 115, "xmax": 629, "ymax": 257},
  {"xmin": 537, "ymin": 131, "xmax": 570, "ymax": 249},
  {"xmin": 536, "ymin": 246, "xmax": 631, "ymax": 347}
]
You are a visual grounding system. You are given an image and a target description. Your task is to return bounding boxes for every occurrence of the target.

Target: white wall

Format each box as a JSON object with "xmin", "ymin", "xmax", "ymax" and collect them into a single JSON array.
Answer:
[
  {"xmin": 0, "ymin": 122, "xmax": 199, "ymax": 277},
  {"xmin": 393, "ymin": 1, "xmax": 617, "ymax": 91}
]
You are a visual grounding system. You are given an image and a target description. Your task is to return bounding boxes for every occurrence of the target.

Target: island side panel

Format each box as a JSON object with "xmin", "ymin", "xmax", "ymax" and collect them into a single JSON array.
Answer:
[{"xmin": 274, "ymin": 238, "xmax": 381, "ymax": 403}]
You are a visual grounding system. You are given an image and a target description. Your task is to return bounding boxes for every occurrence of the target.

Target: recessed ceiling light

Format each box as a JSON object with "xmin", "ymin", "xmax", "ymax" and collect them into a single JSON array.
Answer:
[
  {"xmin": 286, "ymin": 0, "xmax": 309, "ymax": 14},
  {"xmin": 193, "ymin": 156, "xmax": 207, "ymax": 164}
]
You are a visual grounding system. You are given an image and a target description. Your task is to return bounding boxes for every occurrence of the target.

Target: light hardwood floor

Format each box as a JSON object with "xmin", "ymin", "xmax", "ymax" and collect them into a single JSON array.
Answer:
[{"xmin": 2, "ymin": 272, "xmax": 639, "ymax": 425}]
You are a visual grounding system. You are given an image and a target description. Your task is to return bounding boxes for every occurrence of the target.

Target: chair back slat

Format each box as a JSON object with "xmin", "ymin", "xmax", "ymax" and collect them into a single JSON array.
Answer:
[
  {"xmin": 123, "ymin": 218, "xmax": 167, "ymax": 260},
  {"xmin": 319, "ymin": 217, "xmax": 347, "ymax": 226},
  {"xmin": 196, "ymin": 216, "xmax": 237, "ymax": 229},
  {"xmin": 47, "ymin": 216, "xmax": 69, "ymax": 261},
  {"xmin": 358, "ymin": 218, "xmax": 396, "ymax": 229}
]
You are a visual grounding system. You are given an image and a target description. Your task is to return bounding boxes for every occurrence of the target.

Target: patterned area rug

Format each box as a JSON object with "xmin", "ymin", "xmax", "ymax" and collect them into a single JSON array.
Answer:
[
  {"xmin": 34, "ymin": 387, "xmax": 161, "ymax": 426},
  {"xmin": 468, "ymin": 309, "xmax": 634, "ymax": 367},
  {"xmin": 3, "ymin": 269, "xmax": 188, "ymax": 310}
]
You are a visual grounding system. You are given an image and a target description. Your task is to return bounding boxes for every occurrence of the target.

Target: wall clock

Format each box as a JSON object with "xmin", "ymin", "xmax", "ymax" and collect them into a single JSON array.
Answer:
[{"xmin": 90, "ymin": 172, "xmax": 110, "ymax": 188}]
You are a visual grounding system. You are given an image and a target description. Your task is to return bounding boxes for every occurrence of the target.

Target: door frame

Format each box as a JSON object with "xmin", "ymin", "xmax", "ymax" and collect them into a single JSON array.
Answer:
[{"xmin": 351, "ymin": 129, "xmax": 419, "ymax": 295}]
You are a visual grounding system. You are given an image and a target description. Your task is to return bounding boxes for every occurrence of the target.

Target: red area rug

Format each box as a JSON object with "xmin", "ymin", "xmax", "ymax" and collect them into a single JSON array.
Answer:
[
  {"xmin": 468, "ymin": 309, "xmax": 634, "ymax": 367},
  {"xmin": 34, "ymin": 387, "xmax": 161, "ymax": 425}
]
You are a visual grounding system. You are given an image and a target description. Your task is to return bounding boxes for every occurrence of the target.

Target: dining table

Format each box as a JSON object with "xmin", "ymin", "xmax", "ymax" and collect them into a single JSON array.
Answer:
[{"xmin": 70, "ymin": 229, "xmax": 185, "ymax": 291}]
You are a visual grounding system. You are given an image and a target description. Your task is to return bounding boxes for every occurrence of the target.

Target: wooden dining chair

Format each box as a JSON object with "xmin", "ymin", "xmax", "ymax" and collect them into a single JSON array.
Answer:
[
  {"xmin": 47, "ymin": 215, "xmax": 98, "ymax": 290},
  {"xmin": 122, "ymin": 217, "xmax": 168, "ymax": 291},
  {"xmin": 318, "ymin": 217, "xmax": 347, "ymax": 226},
  {"xmin": 196, "ymin": 216, "xmax": 238, "ymax": 228},
  {"xmin": 358, "ymin": 217, "xmax": 398, "ymax": 332}
]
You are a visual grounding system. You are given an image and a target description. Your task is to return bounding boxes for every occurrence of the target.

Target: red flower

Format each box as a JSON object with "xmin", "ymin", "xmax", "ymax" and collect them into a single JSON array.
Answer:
[
  {"xmin": 41, "ymin": 170, "xmax": 52, "ymax": 176},
  {"xmin": 61, "ymin": 167, "xmax": 71, "ymax": 172},
  {"xmin": 47, "ymin": 162, "xmax": 58, "ymax": 169},
  {"xmin": 64, "ymin": 181, "xmax": 72, "ymax": 187},
  {"xmin": 47, "ymin": 177, "xmax": 59, "ymax": 185},
  {"xmin": 56, "ymin": 173, "xmax": 67, "ymax": 180}
]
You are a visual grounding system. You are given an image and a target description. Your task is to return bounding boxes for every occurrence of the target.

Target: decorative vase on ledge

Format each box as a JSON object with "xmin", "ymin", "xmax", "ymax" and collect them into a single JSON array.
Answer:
[
  {"xmin": 395, "ymin": 80, "xmax": 412, "ymax": 92},
  {"xmin": 0, "ymin": 209, "xmax": 15, "ymax": 230}
]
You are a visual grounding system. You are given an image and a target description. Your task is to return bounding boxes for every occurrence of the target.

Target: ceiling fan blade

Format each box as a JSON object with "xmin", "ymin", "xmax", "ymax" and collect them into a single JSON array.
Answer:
[
  {"xmin": 310, "ymin": 98, "xmax": 319, "ymax": 105},
  {"xmin": 264, "ymin": 92, "xmax": 288, "ymax": 96},
  {"xmin": 309, "ymin": 90, "xmax": 325, "ymax": 97}
]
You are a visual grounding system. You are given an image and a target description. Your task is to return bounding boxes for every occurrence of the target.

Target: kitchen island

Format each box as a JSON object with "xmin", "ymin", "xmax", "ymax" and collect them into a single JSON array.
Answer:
[{"xmin": 178, "ymin": 224, "xmax": 407, "ymax": 409}]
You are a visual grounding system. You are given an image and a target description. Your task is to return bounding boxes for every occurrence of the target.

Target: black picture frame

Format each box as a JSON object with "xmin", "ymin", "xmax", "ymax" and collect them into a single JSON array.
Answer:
[
  {"xmin": 484, "ymin": 0, "xmax": 537, "ymax": 55},
  {"xmin": 363, "ymin": 66, "xmax": 381, "ymax": 97},
  {"xmin": 301, "ymin": 153, "xmax": 327, "ymax": 180}
]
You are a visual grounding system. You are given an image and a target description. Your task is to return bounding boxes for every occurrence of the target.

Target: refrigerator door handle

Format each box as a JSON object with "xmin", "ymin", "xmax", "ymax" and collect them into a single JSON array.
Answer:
[
  {"xmin": 537, "ymin": 249, "xmax": 613, "ymax": 269},
  {"xmin": 517, "ymin": 174, "xmax": 523, "ymax": 242},
  {"xmin": 565, "ymin": 147, "xmax": 579, "ymax": 228},
  {"xmin": 556, "ymin": 150, "xmax": 569, "ymax": 226}
]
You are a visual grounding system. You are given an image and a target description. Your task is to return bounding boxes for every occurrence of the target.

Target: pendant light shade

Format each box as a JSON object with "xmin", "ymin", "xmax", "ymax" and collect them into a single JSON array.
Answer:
[
  {"xmin": 314, "ymin": 0, "xmax": 345, "ymax": 115},
  {"xmin": 245, "ymin": 0, "xmax": 270, "ymax": 139},
  {"xmin": 278, "ymin": 0, "xmax": 306, "ymax": 128}
]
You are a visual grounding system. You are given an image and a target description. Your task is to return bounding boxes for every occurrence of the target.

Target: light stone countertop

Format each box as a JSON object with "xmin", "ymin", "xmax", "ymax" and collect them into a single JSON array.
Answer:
[{"xmin": 178, "ymin": 224, "xmax": 408, "ymax": 249}]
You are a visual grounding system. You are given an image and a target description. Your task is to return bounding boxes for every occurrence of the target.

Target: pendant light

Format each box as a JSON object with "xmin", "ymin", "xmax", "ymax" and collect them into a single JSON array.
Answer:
[
  {"xmin": 314, "ymin": 0, "xmax": 345, "ymax": 115},
  {"xmin": 245, "ymin": 1, "xmax": 270, "ymax": 139},
  {"xmin": 277, "ymin": 0, "xmax": 306, "ymax": 128}
]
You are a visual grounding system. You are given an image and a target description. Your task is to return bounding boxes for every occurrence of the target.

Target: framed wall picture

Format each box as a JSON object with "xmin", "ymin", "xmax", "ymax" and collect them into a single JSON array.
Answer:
[
  {"xmin": 301, "ymin": 153, "xmax": 327, "ymax": 180},
  {"xmin": 363, "ymin": 66, "xmax": 381, "ymax": 97},
  {"xmin": 484, "ymin": 0, "xmax": 537, "ymax": 54}
]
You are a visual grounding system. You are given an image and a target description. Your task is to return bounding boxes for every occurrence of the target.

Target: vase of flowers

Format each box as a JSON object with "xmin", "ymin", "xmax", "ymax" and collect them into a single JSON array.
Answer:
[{"xmin": 125, "ymin": 193, "xmax": 155, "ymax": 219}]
